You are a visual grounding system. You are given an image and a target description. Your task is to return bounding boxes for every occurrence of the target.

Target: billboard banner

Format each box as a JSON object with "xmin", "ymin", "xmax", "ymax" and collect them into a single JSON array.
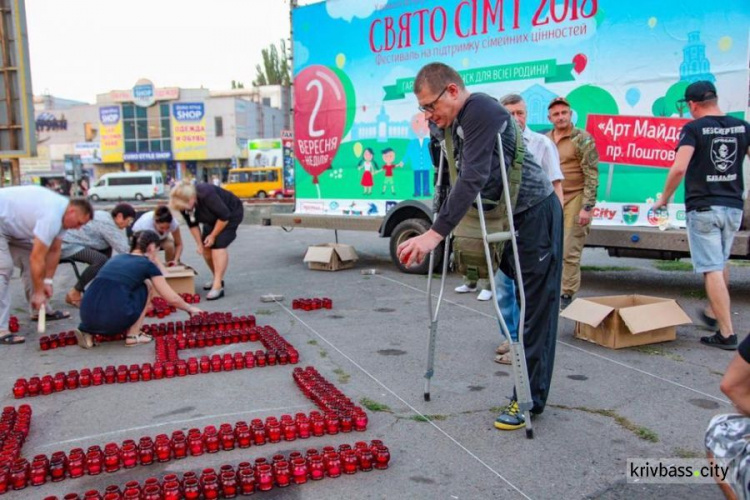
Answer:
[
  {"xmin": 292, "ymin": 0, "xmax": 749, "ymax": 224},
  {"xmin": 171, "ymin": 103, "xmax": 207, "ymax": 161},
  {"xmin": 74, "ymin": 142, "xmax": 102, "ymax": 164},
  {"xmin": 99, "ymin": 106, "xmax": 124, "ymax": 163}
]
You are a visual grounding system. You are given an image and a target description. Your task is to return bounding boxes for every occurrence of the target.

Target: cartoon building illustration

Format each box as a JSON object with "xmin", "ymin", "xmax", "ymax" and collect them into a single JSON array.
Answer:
[
  {"xmin": 680, "ymin": 31, "xmax": 715, "ymax": 83},
  {"xmin": 521, "ymin": 84, "xmax": 557, "ymax": 129},
  {"xmin": 351, "ymin": 105, "xmax": 410, "ymax": 142}
]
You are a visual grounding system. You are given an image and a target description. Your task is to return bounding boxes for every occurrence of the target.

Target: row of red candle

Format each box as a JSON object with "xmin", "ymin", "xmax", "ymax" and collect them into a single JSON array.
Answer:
[
  {"xmin": 40, "ymin": 313, "xmax": 259, "ymax": 351},
  {"xmin": 142, "ymin": 315, "xmax": 257, "ymax": 337},
  {"xmin": 0, "ymin": 406, "xmax": 31, "ymax": 468},
  {"xmin": 294, "ymin": 366, "xmax": 364, "ymax": 416},
  {"xmin": 152, "ymin": 326, "xmax": 292, "ymax": 357},
  {"xmin": 292, "ymin": 298, "xmax": 333, "ymax": 311},
  {"xmin": 146, "ymin": 294, "xmax": 201, "ymax": 319},
  {"xmin": 40, "ymin": 320, "xmax": 262, "ymax": 351},
  {"xmin": 8, "ymin": 316, "xmax": 18, "ymax": 334},
  {"xmin": 13, "ymin": 348, "xmax": 300, "ymax": 399},
  {"xmin": 41, "ymin": 442, "xmax": 390, "ymax": 499},
  {"xmin": 2, "ymin": 415, "xmax": 374, "ymax": 490}
]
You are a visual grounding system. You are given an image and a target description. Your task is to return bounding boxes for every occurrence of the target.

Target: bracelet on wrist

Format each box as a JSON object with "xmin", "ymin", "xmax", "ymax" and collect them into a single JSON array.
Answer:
[{"xmin": 43, "ymin": 278, "xmax": 54, "ymax": 285}]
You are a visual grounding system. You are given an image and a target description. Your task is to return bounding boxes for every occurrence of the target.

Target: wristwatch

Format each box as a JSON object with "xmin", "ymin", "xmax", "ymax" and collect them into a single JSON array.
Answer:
[{"xmin": 582, "ymin": 205, "xmax": 593, "ymax": 212}]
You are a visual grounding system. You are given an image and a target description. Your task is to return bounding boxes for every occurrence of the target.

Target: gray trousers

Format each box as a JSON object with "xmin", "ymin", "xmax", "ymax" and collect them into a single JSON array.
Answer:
[{"xmin": 0, "ymin": 235, "xmax": 35, "ymax": 331}]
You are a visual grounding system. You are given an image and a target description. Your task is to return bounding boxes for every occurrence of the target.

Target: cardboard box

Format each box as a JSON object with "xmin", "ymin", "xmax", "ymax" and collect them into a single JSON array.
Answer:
[
  {"xmin": 303, "ymin": 243, "xmax": 358, "ymax": 271},
  {"xmin": 560, "ymin": 295, "xmax": 692, "ymax": 349},
  {"xmin": 157, "ymin": 265, "xmax": 197, "ymax": 296}
]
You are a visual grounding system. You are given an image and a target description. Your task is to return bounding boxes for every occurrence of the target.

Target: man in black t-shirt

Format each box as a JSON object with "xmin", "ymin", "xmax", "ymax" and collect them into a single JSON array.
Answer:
[
  {"xmin": 655, "ymin": 81, "xmax": 750, "ymax": 350},
  {"xmin": 397, "ymin": 63, "xmax": 563, "ymax": 431}
]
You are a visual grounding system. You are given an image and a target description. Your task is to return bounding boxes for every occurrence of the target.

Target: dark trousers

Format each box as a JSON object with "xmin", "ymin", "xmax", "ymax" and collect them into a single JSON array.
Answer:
[
  {"xmin": 69, "ymin": 248, "xmax": 110, "ymax": 292},
  {"xmin": 500, "ymin": 193, "xmax": 563, "ymax": 413}
]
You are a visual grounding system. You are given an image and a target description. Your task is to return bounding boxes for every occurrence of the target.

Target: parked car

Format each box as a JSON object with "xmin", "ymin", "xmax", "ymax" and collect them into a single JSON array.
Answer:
[
  {"xmin": 88, "ymin": 171, "xmax": 165, "ymax": 201},
  {"xmin": 269, "ymin": 188, "xmax": 295, "ymax": 199}
]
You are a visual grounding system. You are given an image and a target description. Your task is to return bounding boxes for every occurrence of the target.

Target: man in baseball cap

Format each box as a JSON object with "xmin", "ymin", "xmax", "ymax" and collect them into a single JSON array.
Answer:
[{"xmin": 679, "ymin": 80, "xmax": 717, "ymax": 103}]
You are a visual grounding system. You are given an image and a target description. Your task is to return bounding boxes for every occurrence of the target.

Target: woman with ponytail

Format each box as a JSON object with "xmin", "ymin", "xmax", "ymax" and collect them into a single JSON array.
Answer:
[{"xmin": 74, "ymin": 230, "xmax": 202, "ymax": 349}]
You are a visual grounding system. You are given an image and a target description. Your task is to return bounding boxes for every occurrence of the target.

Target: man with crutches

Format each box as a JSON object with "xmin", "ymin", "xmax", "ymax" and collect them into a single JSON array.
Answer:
[{"xmin": 398, "ymin": 63, "xmax": 563, "ymax": 432}]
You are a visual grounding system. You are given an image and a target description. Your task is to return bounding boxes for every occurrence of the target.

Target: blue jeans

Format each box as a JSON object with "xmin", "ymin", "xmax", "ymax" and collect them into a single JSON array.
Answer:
[
  {"xmin": 686, "ymin": 206, "xmax": 742, "ymax": 273},
  {"xmin": 494, "ymin": 270, "xmax": 519, "ymax": 342}
]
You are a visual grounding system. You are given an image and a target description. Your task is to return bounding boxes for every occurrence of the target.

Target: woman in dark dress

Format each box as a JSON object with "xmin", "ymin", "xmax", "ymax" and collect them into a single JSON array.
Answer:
[
  {"xmin": 75, "ymin": 231, "xmax": 202, "ymax": 348},
  {"xmin": 169, "ymin": 181, "xmax": 244, "ymax": 300}
]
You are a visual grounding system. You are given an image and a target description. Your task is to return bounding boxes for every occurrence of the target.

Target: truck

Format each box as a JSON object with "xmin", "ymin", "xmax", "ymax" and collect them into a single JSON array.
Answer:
[{"xmin": 266, "ymin": 0, "xmax": 750, "ymax": 273}]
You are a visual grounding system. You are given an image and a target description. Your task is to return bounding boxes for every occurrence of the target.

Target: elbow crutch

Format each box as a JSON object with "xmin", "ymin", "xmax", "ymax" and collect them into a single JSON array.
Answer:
[
  {"xmin": 475, "ymin": 132, "xmax": 533, "ymax": 439},
  {"xmin": 423, "ymin": 146, "xmax": 452, "ymax": 402}
]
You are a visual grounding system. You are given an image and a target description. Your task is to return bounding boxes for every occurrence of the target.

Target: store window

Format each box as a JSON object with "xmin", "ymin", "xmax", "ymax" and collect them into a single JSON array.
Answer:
[
  {"xmin": 215, "ymin": 117, "xmax": 224, "ymax": 137},
  {"xmin": 123, "ymin": 103, "xmax": 172, "ymax": 154}
]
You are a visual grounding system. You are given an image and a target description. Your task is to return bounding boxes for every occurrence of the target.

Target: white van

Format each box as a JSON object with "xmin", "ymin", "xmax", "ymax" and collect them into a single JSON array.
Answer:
[{"xmin": 88, "ymin": 172, "xmax": 165, "ymax": 201}]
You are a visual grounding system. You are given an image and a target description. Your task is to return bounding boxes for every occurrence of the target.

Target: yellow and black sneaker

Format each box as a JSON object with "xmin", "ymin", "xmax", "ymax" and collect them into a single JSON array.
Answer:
[{"xmin": 494, "ymin": 400, "xmax": 525, "ymax": 430}]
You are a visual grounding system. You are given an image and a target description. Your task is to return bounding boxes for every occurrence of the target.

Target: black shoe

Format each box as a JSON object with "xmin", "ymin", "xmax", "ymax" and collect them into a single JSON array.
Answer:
[
  {"xmin": 203, "ymin": 280, "xmax": 225, "ymax": 291},
  {"xmin": 700, "ymin": 332, "xmax": 738, "ymax": 350},
  {"xmin": 560, "ymin": 294, "xmax": 573, "ymax": 311},
  {"xmin": 206, "ymin": 288, "xmax": 225, "ymax": 301},
  {"xmin": 698, "ymin": 310, "xmax": 719, "ymax": 329}
]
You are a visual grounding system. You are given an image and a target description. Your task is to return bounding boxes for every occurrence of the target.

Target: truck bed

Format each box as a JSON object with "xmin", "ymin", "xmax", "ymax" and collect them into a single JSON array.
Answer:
[{"xmin": 587, "ymin": 226, "xmax": 750, "ymax": 259}]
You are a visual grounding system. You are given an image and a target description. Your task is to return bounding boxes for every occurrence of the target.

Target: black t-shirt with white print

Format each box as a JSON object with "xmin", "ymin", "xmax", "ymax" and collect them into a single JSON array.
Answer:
[{"xmin": 678, "ymin": 115, "xmax": 750, "ymax": 212}]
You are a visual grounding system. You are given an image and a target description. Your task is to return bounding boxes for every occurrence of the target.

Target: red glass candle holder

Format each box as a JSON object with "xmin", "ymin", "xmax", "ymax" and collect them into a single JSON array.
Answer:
[
  {"xmin": 238, "ymin": 468, "xmax": 255, "ymax": 495},
  {"xmin": 183, "ymin": 477, "xmax": 200, "ymax": 500},
  {"xmin": 121, "ymin": 443, "xmax": 137, "ymax": 469},
  {"xmin": 256, "ymin": 464, "xmax": 273, "ymax": 492},
  {"xmin": 325, "ymin": 452, "xmax": 342, "ymax": 478},
  {"xmin": 309, "ymin": 455, "xmax": 324, "ymax": 480},
  {"xmin": 374, "ymin": 445, "xmax": 390, "ymax": 470}
]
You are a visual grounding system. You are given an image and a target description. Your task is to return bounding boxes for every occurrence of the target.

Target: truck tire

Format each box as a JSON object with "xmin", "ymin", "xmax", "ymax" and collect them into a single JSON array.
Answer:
[
  {"xmin": 390, "ymin": 218, "xmax": 443, "ymax": 274},
  {"xmin": 135, "ymin": 193, "xmax": 144, "ymax": 201},
  {"xmin": 257, "ymin": 191, "xmax": 267, "ymax": 199},
  {"xmin": 89, "ymin": 194, "xmax": 100, "ymax": 202}
]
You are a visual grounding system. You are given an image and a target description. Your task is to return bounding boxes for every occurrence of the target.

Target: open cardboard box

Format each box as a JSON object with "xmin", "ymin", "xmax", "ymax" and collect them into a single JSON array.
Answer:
[
  {"xmin": 303, "ymin": 243, "xmax": 358, "ymax": 271},
  {"xmin": 156, "ymin": 264, "xmax": 197, "ymax": 296},
  {"xmin": 560, "ymin": 294, "xmax": 692, "ymax": 349}
]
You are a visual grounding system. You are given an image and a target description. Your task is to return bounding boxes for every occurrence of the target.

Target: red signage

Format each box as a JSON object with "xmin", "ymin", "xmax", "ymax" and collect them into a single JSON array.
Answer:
[{"xmin": 586, "ymin": 114, "xmax": 691, "ymax": 168}]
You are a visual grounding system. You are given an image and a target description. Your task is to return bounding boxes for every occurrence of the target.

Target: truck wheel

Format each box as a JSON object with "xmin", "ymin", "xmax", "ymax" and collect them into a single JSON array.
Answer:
[
  {"xmin": 135, "ymin": 193, "xmax": 144, "ymax": 201},
  {"xmin": 257, "ymin": 191, "xmax": 267, "ymax": 199},
  {"xmin": 89, "ymin": 194, "xmax": 100, "ymax": 202},
  {"xmin": 390, "ymin": 218, "xmax": 443, "ymax": 274}
]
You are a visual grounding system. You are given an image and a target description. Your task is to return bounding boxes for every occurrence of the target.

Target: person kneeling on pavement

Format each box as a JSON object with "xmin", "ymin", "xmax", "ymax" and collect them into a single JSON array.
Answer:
[
  {"xmin": 75, "ymin": 230, "xmax": 202, "ymax": 349},
  {"xmin": 705, "ymin": 332, "xmax": 750, "ymax": 499}
]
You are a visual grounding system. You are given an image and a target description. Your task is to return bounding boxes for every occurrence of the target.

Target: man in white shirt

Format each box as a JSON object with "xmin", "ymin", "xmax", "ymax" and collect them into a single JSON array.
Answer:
[
  {"xmin": 0, "ymin": 186, "xmax": 92, "ymax": 344},
  {"xmin": 493, "ymin": 94, "xmax": 564, "ymax": 364},
  {"xmin": 502, "ymin": 94, "xmax": 564, "ymax": 204}
]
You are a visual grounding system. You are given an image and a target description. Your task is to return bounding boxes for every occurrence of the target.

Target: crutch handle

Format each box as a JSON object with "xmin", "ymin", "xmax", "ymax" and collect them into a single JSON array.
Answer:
[{"xmin": 486, "ymin": 231, "xmax": 512, "ymax": 244}]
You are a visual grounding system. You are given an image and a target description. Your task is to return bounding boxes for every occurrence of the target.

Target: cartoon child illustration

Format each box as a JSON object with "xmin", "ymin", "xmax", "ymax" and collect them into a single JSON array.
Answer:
[
  {"xmin": 379, "ymin": 147, "xmax": 403, "ymax": 195},
  {"xmin": 357, "ymin": 147, "xmax": 378, "ymax": 195},
  {"xmin": 405, "ymin": 112, "xmax": 432, "ymax": 197}
]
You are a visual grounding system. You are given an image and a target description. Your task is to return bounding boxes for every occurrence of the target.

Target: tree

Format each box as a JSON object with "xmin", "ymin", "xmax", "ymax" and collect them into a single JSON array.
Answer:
[
  {"xmin": 253, "ymin": 40, "xmax": 291, "ymax": 87},
  {"xmin": 231, "ymin": 80, "xmax": 245, "ymax": 89},
  {"xmin": 565, "ymin": 85, "xmax": 619, "ymax": 129},
  {"xmin": 652, "ymin": 81, "xmax": 689, "ymax": 118}
]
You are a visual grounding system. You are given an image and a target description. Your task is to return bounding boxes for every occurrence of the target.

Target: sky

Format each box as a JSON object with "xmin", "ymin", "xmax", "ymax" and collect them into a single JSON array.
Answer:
[{"xmin": 26, "ymin": 0, "xmax": 319, "ymax": 103}]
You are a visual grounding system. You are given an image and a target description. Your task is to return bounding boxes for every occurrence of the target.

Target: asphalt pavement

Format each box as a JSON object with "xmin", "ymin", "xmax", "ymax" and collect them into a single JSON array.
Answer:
[{"xmin": 2, "ymin": 222, "xmax": 746, "ymax": 499}]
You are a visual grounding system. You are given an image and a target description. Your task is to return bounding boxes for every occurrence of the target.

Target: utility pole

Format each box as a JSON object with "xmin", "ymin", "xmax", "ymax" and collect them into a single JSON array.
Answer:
[{"xmin": 288, "ymin": 0, "xmax": 297, "ymax": 131}]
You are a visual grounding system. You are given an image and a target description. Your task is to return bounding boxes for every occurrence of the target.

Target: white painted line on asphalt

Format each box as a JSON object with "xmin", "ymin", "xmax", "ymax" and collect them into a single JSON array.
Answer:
[
  {"xmin": 377, "ymin": 274, "xmax": 731, "ymax": 406},
  {"xmin": 37, "ymin": 404, "xmax": 311, "ymax": 450},
  {"xmin": 274, "ymin": 300, "xmax": 533, "ymax": 500}
]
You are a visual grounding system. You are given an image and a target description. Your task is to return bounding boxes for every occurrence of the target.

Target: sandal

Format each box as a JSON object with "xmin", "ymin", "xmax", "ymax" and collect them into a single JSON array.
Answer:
[
  {"xmin": 0, "ymin": 333, "xmax": 25, "ymax": 345},
  {"xmin": 65, "ymin": 291, "xmax": 82, "ymax": 309},
  {"xmin": 494, "ymin": 353, "xmax": 512, "ymax": 365},
  {"xmin": 74, "ymin": 329, "xmax": 94, "ymax": 349},
  {"xmin": 125, "ymin": 333, "xmax": 154, "ymax": 347},
  {"xmin": 31, "ymin": 310, "xmax": 71, "ymax": 321}
]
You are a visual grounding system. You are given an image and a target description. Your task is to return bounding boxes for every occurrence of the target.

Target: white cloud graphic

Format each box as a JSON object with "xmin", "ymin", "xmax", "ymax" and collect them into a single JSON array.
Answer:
[{"xmin": 326, "ymin": 0, "xmax": 381, "ymax": 22}]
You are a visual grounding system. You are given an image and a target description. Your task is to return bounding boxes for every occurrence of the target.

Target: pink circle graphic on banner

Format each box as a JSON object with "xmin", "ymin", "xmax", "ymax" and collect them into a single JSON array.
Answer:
[{"xmin": 294, "ymin": 65, "xmax": 346, "ymax": 184}]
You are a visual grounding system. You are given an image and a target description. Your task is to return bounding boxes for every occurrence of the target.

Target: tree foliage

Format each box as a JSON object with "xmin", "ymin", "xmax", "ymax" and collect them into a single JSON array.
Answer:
[
  {"xmin": 253, "ymin": 40, "xmax": 291, "ymax": 87},
  {"xmin": 566, "ymin": 85, "xmax": 619, "ymax": 129},
  {"xmin": 652, "ymin": 81, "xmax": 689, "ymax": 117}
]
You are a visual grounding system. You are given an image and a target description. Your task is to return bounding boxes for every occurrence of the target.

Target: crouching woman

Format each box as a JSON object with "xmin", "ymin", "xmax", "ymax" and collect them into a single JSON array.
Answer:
[{"xmin": 74, "ymin": 230, "xmax": 202, "ymax": 348}]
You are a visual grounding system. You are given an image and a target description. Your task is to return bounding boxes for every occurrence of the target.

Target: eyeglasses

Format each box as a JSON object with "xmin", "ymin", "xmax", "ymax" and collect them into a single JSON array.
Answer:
[{"xmin": 419, "ymin": 87, "xmax": 448, "ymax": 113}]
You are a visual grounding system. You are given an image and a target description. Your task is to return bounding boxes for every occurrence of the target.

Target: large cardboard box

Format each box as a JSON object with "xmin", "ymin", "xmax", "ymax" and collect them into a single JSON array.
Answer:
[
  {"xmin": 303, "ymin": 244, "xmax": 358, "ymax": 271},
  {"xmin": 157, "ymin": 265, "xmax": 197, "ymax": 296},
  {"xmin": 560, "ymin": 295, "xmax": 692, "ymax": 349}
]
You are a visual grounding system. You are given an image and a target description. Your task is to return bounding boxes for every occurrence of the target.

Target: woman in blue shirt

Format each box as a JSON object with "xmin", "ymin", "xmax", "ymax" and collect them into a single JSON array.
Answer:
[{"xmin": 75, "ymin": 230, "xmax": 202, "ymax": 348}]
